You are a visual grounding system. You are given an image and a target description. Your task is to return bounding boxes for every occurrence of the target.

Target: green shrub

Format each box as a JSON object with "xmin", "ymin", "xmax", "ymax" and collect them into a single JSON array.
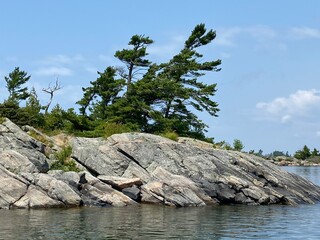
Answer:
[
  {"xmin": 74, "ymin": 130, "xmax": 104, "ymax": 138},
  {"xmin": 0, "ymin": 117, "xmax": 5, "ymax": 124},
  {"xmin": 160, "ymin": 131, "xmax": 179, "ymax": 141},
  {"xmin": 233, "ymin": 139, "xmax": 244, "ymax": 152},
  {"xmin": 50, "ymin": 146, "xmax": 80, "ymax": 172}
]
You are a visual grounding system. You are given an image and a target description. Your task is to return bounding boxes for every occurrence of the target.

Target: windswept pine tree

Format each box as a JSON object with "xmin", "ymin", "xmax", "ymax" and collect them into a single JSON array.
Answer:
[
  {"xmin": 4, "ymin": 67, "xmax": 31, "ymax": 103},
  {"xmin": 77, "ymin": 24, "xmax": 221, "ymax": 140}
]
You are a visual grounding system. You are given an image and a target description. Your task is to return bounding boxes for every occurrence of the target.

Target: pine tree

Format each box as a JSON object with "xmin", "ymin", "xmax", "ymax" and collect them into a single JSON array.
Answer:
[
  {"xmin": 77, "ymin": 24, "xmax": 221, "ymax": 139},
  {"xmin": 136, "ymin": 24, "xmax": 221, "ymax": 137},
  {"xmin": 114, "ymin": 35, "xmax": 153, "ymax": 94},
  {"xmin": 4, "ymin": 67, "xmax": 31, "ymax": 103}
]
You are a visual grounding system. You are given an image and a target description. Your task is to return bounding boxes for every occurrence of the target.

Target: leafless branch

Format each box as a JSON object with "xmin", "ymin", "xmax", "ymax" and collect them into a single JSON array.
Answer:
[{"xmin": 42, "ymin": 78, "xmax": 62, "ymax": 114}]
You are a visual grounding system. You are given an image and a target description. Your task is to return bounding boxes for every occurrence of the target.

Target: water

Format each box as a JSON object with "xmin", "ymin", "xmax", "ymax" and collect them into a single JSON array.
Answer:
[{"xmin": 1, "ymin": 167, "xmax": 320, "ymax": 239}]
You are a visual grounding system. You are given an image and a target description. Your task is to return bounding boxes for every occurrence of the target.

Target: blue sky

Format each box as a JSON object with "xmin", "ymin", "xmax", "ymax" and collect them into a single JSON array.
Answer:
[{"xmin": 1, "ymin": 1, "xmax": 320, "ymax": 154}]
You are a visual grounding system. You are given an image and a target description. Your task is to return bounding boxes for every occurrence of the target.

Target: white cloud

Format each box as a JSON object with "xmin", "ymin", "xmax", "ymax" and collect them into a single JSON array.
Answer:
[
  {"xmin": 281, "ymin": 115, "xmax": 292, "ymax": 123},
  {"xmin": 290, "ymin": 27, "xmax": 320, "ymax": 39},
  {"xmin": 215, "ymin": 27, "xmax": 241, "ymax": 46},
  {"xmin": 244, "ymin": 25, "xmax": 277, "ymax": 44},
  {"xmin": 148, "ymin": 35, "xmax": 185, "ymax": 59},
  {"xmin": 216, "ymin": 25, "xmax": 277, "ymax": 47},
  {"xmin": 98, "ymin": 54, "xmax": 114, "ymax": 63},
  {"xmin": 256, "ymin": 89, "xmax": 320, "ymax": 122},
  {"xmin": 38, "ymin": 54, "xmax": 85, "ymax": 65},
  {"xmin": 85, "ymin": 67, "xmax": 98, "ymax": 74},
  {"xmin": 34, "ymin": 67, "xmax": 73, "ymax": 76}
]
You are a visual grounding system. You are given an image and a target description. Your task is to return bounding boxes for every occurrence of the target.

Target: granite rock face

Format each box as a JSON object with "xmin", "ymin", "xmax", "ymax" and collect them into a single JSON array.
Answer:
[
  {"xmin": 72, "ymin": 132, "xmax": 320, "ymax": 206},
  {"xmin": 1, "ymin": 118, "xmax": 320, "ymax": 209}
]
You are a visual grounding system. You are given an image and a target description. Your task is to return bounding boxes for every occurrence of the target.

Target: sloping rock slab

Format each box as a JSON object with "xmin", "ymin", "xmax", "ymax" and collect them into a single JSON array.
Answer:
[
  {"xmin": 0, "ymin": 118, "xmax": 49, "ymax": 173},
  {"xmin": 21, "ymin": 173, "xmax": 82, "ymax": 207},
  {"xmin": 141, "ymin": 181, "xmax": 206, "ymax": 207},
  {"xmin": 0, "ymin": 166, "xmax": 28, "ymax": 209},
  {"xmin": 105, "ymin": 133, "xmax": 320, "ymax": 205},
  {"xmin": 12, "ymin": 185, "xmax": 64, "ymax": 209}
]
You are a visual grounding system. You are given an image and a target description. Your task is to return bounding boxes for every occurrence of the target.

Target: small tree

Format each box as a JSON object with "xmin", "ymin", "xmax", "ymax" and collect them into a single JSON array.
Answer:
[
  {"xmin": 25, "ymin": 87, "xmax": 44, "ymax": 127},
  {"xmin": 294, "ymin": 145, "xmax": 311, "ymax": 160},
  {"xmin": 4, "ymin": 67, "xmax": 30, "ymax": 103},
  {"xmin": 233, "ymin": 139, "xmax": 244, "ymax": 152},
  {"xmin": 311, "ymin": 148, "xmax": 320, "ymax": 157}
]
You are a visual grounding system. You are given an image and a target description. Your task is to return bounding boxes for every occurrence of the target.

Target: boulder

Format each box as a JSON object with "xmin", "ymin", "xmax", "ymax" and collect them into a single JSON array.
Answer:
[
  {"xmin": 79, "ymin": 172, "xmax": 138, "ymax": 207},
  {"xmin": 97, "ymin": 175, "xmax": 142, "ymax": 190},
  {"xmin": 0, "ymin": 118, "xmax": 49, "ymax": 173},
  {"xmin": 48, "ymin": 170, "xmax": 82, "ymax": 192},
  {"xmin": 71, "ymin": 137, "xmax": 131, "ymax": 176},
  {"xmin": 122, "ymin": 185, "xmax": 141, "ymax": 201},
  {"xmin": 0, "ymin": 149, "xmax": 39, "ymax": 173},
  {"xmin": 141, "ymin": 181, "xmax": 206, "ymax": 207}
]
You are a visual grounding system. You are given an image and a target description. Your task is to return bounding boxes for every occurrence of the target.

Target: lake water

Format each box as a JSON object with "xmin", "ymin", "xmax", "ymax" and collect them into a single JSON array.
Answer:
[{"xmin": 1, "ymin": 166, "xmax": 320, "ymax": 239}]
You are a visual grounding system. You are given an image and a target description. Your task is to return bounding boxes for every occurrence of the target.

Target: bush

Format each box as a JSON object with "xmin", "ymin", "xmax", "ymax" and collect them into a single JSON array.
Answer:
[
  {"xmin": 233, "ymin": 139, "xmax": 244, "ymax": 152},
  {"xmin": 50, "ymin": 146, "xmax": 80, "ymax": 172},
  {"xmin": 294, "ymin": 145, "xmax": 311, "ymax": 160}
]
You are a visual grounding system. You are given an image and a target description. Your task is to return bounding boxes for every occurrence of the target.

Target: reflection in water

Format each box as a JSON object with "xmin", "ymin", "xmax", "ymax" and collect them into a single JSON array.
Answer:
[
  {"xmin": 0, "ymin": 166, "xmax": 319, "ymax": 239},
  {"xmin": 1, "ymin": 204, "xmax": 319, "ymax": 239}
]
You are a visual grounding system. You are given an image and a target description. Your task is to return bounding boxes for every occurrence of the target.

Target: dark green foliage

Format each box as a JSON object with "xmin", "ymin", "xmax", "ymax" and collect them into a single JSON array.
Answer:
[
  {"xmin": 233, "ymin": 139, "xmax": 244, "ymax": 152},
  {"xmin": 43, "ymin": 104, "xmax": 66, "ymax": 131},
  {"xmin": 78, "ymin": 24, "xmax": 222, "ymax": 139},
  {"xmin": 1, "ymin": 24, "xmax": 221, "ymax": 144},
  {"xmin": 294, "ymin": 145, "xmax": 311, "ymax": 160},
  {"xmin": 115, "ymin": 35, "xmax": 154, "ymax": 94},
  {"xmin": 271, "ymin": 151, "xmax": 286, "ymax": 157},
  {"xmin": 0, "ymin": 100, "xmax": 36, "ymax": 126},
  {"xmin": 311, "ymin": 148, "xmax": 320, "ymax": 157},
  {"xmin": 99, "ymin": 122, "xmax": 136, "ymax": 138},
  {"xmin": 160, "ymin": 131, "xmax": 179, "ymax": 141},
  {"xmin": 4, "ymin": 67, "xmax": 30, "ymax": 102},
  {"xmin": 1, "ymin": 70, "xmax": 45, "ymax": 127},
  {"xmin": 50, "ymin": 146, "xmax": 80, "ymax": 172},
  {"xmin": 77, "ymin": 67, "xmax": 125, "ymax": 117},
  {"xmin": 135, "ymin": 24, "xmax": 220, "ymax": 137},
  {"xmin": 25, "ymin": 87, "xmax": 45, "ymax": 127}
]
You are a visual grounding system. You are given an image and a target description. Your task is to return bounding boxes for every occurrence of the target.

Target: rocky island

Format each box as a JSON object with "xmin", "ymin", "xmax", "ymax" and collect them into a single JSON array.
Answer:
[{"xmin": 1, "ymin": 118, "xmax": 320, "ymax": 209}]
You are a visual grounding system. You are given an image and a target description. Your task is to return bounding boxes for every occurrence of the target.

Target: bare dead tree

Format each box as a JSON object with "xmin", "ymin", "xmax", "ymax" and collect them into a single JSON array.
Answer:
[{"xmin": 42, "ymin": 78, "xmax": 62, "ymax": 114}]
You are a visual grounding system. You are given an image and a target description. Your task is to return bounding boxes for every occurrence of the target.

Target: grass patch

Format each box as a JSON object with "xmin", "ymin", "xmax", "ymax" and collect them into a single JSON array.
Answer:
[
  {"xmin": 0, "ymin": 117, "xmax": 5, "ymax": 124},
  {"xmin": 160, "ymin": 131, "xmax": 179, "ymax": 141},
  {"xmin": 103, "ymin": 122, "xmax": 135, "ymax": 138},
  {"xmin": 28, "ymin": 130, "xmax": 53, "ymax": 147},
  {"xmin": 50, "ymin": 146, "xmax": 80, "ymax": 172},
  {"xmin": 71, "ymin": 122, "xmax": 135, "ymax": 138}
]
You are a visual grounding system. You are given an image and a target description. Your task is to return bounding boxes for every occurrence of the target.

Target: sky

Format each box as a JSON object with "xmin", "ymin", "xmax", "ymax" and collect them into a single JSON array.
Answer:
[{"xmin": 1, "ymin": 1, "xmax": 320, "ymax": 154}]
